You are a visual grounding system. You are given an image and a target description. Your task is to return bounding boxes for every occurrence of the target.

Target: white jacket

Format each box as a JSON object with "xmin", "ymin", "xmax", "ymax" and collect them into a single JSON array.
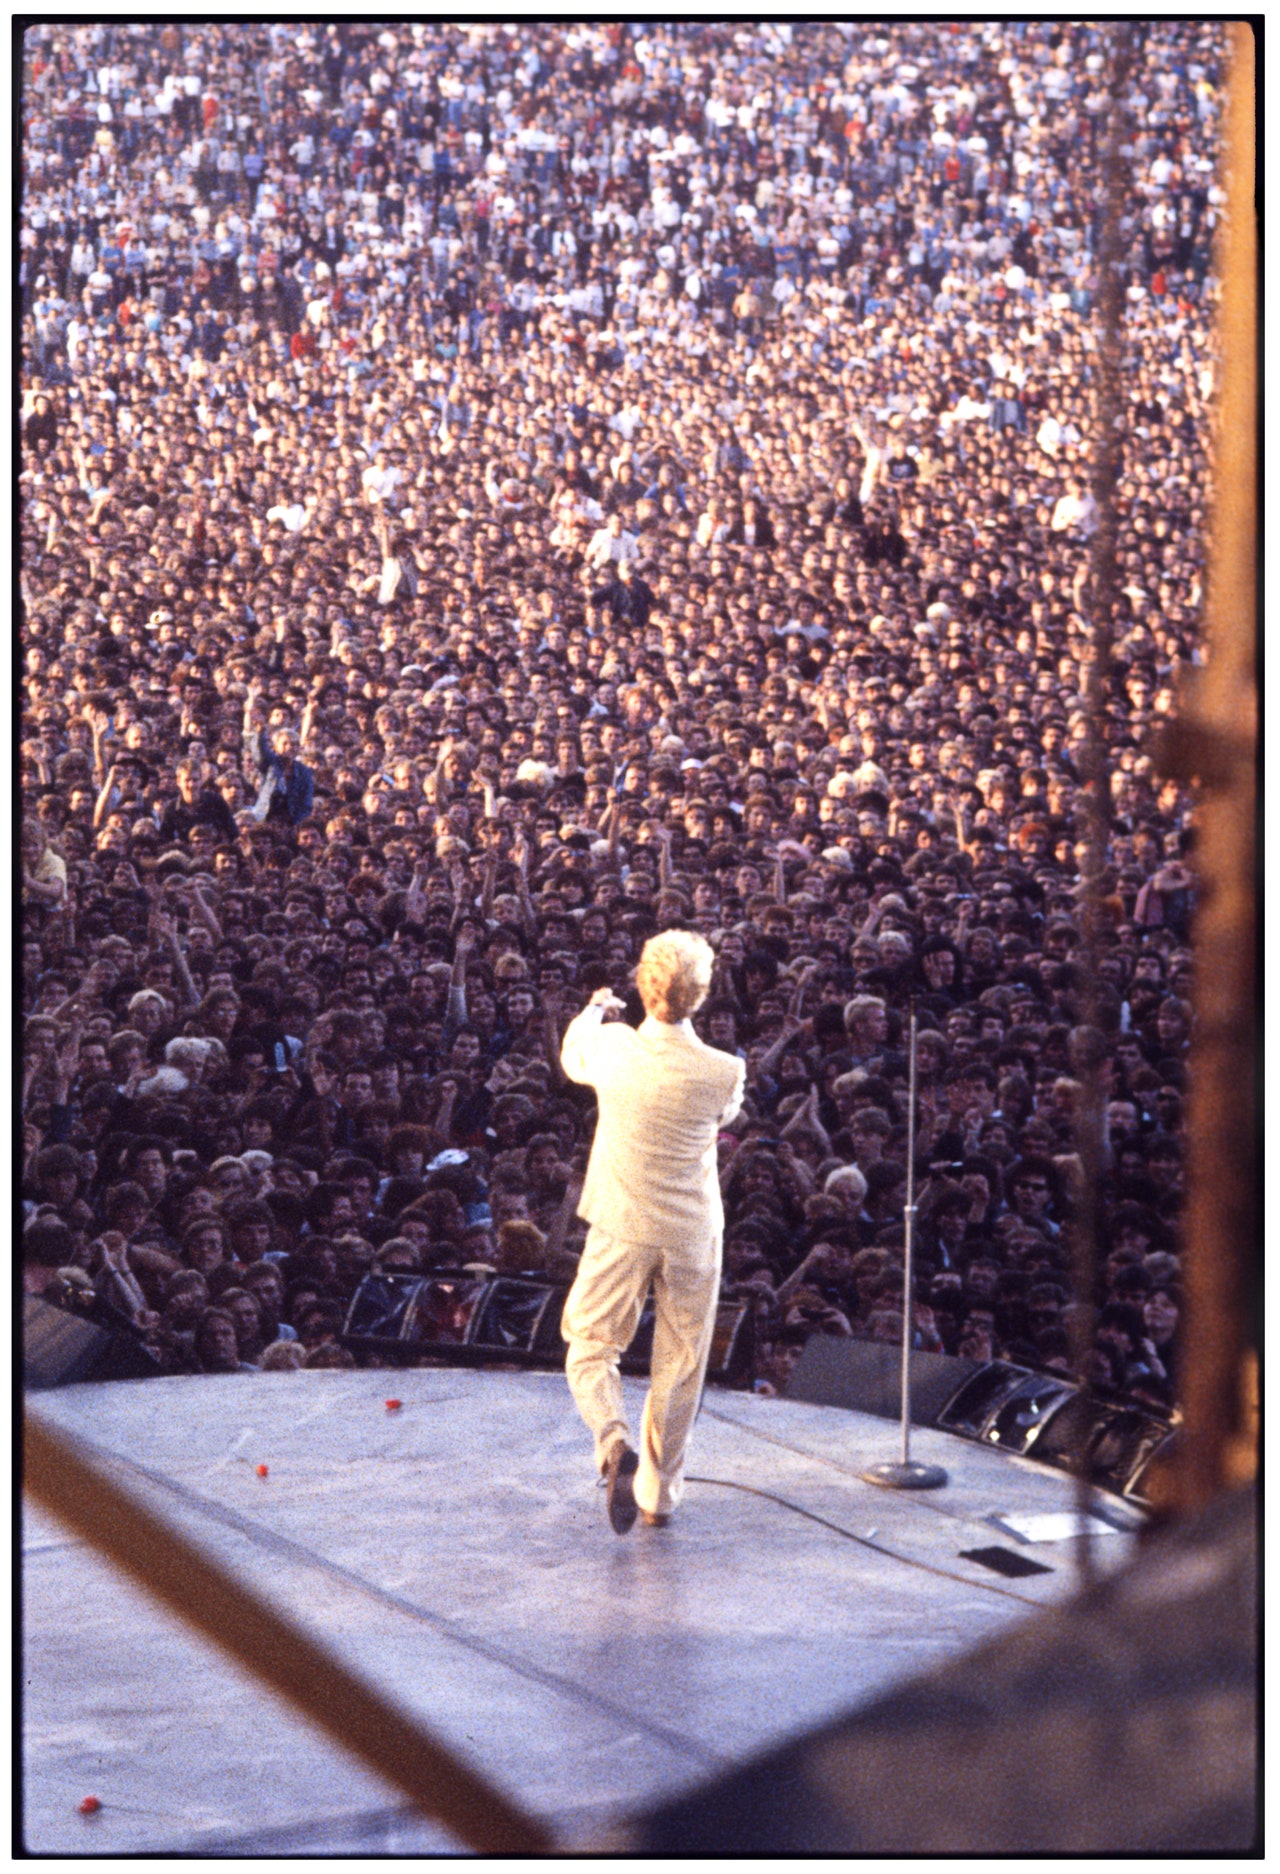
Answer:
[{"xmin": 561, "ymin": 1007, "xmax": 745, "ymax": 1254}]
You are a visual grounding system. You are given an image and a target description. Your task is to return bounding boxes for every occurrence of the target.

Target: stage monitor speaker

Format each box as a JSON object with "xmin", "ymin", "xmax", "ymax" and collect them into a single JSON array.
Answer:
[
  {"xmin": 402, "ymin": 1274, "xmax": 489, "ymax": 1349},
  {"xmin": 343, "ymin": 1270, "xmax": 492, "ymax": 1359},
  {"xmin": 1124, "ymin": 1423, "xmax": 1180, "ymax": 1500},
  {"xmin": 465, "ymin": 1281, "xmax": 749, "ymax": 1375},
  {"xmin": 1032, "ymin": 1390, "xmax": 1178, "ymax": 1497},
  {"xmin": 342, "ymin": 1272, "xmax": 424, "ymax": 1348},
  {"xmin": 785, "ymin": 1335, "xmax": 982, "ymax": 1426},
  {"xmin": 934, "ymin": 1359, "xmax": 1036, "ymax": 1437},
  {"xmin": 978, "ymin": 1372, "xmax": 1079, "ymax": 1456},
  {"xmin": 342, "ymin": 1271, "xmax": 753, "ymax": 1384},
  {"xmin": 24, "ymin": 1294, "xmax": 116, "ymax": 1390},
  {"xmin": 469, "ymin": 1278, "xmax": 567, "ymax": 1358},
  {"xmin": 1087, "ymin": 1404, "xmax": 1178, "ymax": 1497}
]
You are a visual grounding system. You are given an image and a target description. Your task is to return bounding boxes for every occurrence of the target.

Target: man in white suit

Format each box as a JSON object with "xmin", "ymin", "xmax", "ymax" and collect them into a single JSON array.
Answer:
[{"xmin": 560, "ymin": 929, "xmax": 745, "ymax": 1533}]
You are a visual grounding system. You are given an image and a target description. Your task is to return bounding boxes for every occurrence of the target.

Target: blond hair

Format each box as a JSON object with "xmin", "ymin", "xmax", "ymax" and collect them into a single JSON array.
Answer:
[
  {"xmin": 843, "ymin": 994, "xmax": 886, "ymax": 1030},
  {"xmin": 128, "ymin": 988, "xmax": 172, "ymax": 1022},
  {"xmin": 635, "ymin": 929, "xmax": 716, "ymax": 1024},
  {"xmin": 824, "ymin": 1164, "xmax": 869, "ymax": 1208},
  {"xmin": 259, "ymin": 1340, "xmax": 305, "ymax": 1371}
]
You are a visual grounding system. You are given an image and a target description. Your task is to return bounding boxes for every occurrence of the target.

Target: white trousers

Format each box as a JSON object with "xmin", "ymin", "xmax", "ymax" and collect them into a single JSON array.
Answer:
[{"xmin": 561, "ymin": 1223, "xmax": 721, "ymax": 1518}]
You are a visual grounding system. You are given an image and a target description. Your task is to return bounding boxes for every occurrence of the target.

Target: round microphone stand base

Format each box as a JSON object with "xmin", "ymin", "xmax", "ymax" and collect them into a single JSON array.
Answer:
[{"xmin": 860, "ymin": 1460, "xmax": 949, "ymax": 1491}]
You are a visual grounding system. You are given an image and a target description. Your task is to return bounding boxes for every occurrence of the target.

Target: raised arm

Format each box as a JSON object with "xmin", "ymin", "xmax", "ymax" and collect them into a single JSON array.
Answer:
[
  {"xmin": 543, "ymin": 1171, "xmax": 586, "ymax": 1278},
  {"xmin": 443, "ymin": 928, "xmax": 471, "ymax": 1037},
  {"xmin": 780, "ymin": 1082, "xmax": 833, "ymax": 1159},
  {"xmin": 186, "ymin": 876, "xmax": 223, "ymax": 944},
  {"xmin": 299, "ymin": 675, "xmax": 323, "ymax": 756},
  {"xmin": 479, "ymin": 844, "xmax": 500, "ymax": 925},
  {"xmin": 774, "ymin": 1239, "xmax": 835, "ymax": 1309},
  {"xmin": 242, "ymin": 677, "xmax": 266, "ymax": 774},
  {"xmin": 87, "ymin": 705, "xmax": 111, "ymax": 789},
  {"xmin": 757, "ymin": 962, "xmax": 818, "ymax": 1080},
  {"xmin": 560, "ymin": 987, "xmax": 624, "ymax": 1085},
  {"xmin": 605, "ymin": 797, "xmax": 624, "ymax": 871},
  {"xmin": 856, "ymin": 894, "xmax": 886, "ymax": 945},
  {"xmin": 754, "ymin": 1012, "xmax": 804, "ymax": 1082},
  {"xmin": 42, "ymin": 1014, "xmax": 84, "ymax": 1125},
  {"xmin": 152, "ymin": 904, "xmax": 200, "ymax": 1011},
  {"xmin": 511, "ymin": 830, "xmax": 537, "ymax": 936},
  {"xmin": 91, "ymin": 1232, "xmax": 156, "ymax": 1329},
  {"xmin": 93, "ymin": 762, "xmax": 119, "ymax": 829},
  {"xmin": 426, "ymin": 736, "xmax": 451, "ymax": 806}
]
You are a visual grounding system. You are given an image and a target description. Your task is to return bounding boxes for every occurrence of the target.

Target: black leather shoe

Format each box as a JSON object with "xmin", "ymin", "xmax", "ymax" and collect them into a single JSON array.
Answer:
[{"xmin": 605, "ymin": 1444, "xmax": 639, "ymax": 1534}]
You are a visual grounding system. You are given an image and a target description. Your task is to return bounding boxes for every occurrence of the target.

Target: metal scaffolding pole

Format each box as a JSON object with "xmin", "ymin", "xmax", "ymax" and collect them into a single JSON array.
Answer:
[
  {"xmin": 1156, "ymin": 22, "xmax": 1258, "ymax": 1513},
  {"xmin": 1068, "ymin": 19, "xmax": 1137, "ymax": 1583}
]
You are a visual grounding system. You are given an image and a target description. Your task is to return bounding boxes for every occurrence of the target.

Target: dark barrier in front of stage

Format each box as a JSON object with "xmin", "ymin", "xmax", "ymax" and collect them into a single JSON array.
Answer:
[
  {"xmin": 341, "ymin": 1270, "xmax": 755, "ymax": 1388},
  {"xmin": 23, "ymin": 1274, "xmax": 755, "ymax": 1392},
  {"xmin": 784, "ymin": 1334, "xmax": 981, "ymax": 1425},
  {"xmin": 784, "ymin": 1336, "xmax": 1177, "ymax": 1502},
  {"xmin": 24, "ymin": 1294, "xmax": 162, "ymax": 1390}
]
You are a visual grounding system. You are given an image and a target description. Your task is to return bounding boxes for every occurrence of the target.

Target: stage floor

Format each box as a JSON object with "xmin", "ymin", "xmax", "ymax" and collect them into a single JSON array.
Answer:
[{"xmin": 23, "ymin": 1368, "xmax": 1143, "ymax": 1854}]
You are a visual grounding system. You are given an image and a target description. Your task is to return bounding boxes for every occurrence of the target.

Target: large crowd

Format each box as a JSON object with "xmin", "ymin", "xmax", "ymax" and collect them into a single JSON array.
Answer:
[{"xmin": 21, "ymin": 21, "xmax": 1222, "ymax": 1412}]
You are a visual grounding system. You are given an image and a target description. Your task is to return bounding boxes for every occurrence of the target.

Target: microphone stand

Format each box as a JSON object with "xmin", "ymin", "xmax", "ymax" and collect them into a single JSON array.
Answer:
[{"xmin": 862, "ymin": 999, "xmax": 948, "ymax": 1490}]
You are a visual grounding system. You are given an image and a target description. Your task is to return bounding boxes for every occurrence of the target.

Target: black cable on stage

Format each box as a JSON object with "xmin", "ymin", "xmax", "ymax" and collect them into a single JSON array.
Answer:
[
  {"xmin": 684, "ymin": 1475, "xmax": 1043, "ymax": 1608},
  {"xmin": 701, "ymin": 1403, "xmax": 999, "ymax": 1532}
]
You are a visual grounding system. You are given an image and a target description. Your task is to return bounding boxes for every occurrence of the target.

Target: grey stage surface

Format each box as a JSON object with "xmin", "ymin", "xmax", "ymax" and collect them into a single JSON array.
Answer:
[{"xmin": 22, "ymin": 1368, "xmax": 1142, "ymax": 1854}]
